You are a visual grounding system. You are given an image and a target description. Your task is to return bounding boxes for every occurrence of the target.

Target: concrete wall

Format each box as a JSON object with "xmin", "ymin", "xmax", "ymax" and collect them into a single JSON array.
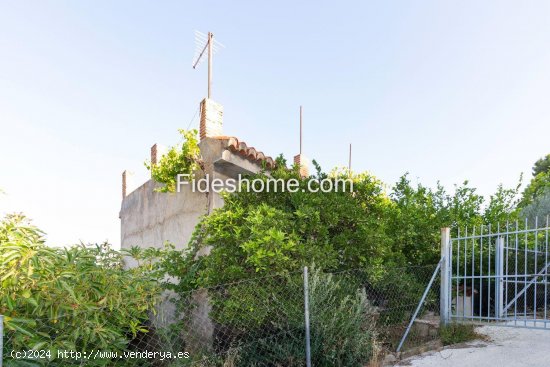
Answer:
[{"xmin": 120, "ymin": 179, "xmax": 208, "ymax": 260}]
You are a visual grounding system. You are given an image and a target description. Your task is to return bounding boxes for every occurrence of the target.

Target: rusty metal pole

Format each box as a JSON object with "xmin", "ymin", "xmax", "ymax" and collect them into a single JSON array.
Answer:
[
  {"xmin": 300, "ymin": 106, "xmax": 303, "ymax": 155},
  {"xmin": 348, "ymin": 143, "xmax": 352, "ymax": 173},
  {"xmin": 207, "ymin": 32, "xmax": 213, "ymax": 99}
]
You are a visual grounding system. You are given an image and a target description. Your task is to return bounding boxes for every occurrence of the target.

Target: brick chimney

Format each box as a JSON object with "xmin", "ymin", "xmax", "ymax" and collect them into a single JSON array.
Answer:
[
  {"xmin": 150, "ymin": 144, "xmax": 166, "ymax": 176},
  {"xmin": 293, "ymin": 154, "xmax": 309, "ymax": 178},
  {"xmin": 151, "ymin": 144, "xmax": 161, "ymax": 166},
  {"xmin": 151, "ymin": 144, "xmax": 166, "ymax": 177},
  {"xmin": 122, "ymin": 170, "xmax": 134, "ymax": 198},
  {"xmin": 199, "ymin": 98, "xmax": 223, "ymax": 140}
]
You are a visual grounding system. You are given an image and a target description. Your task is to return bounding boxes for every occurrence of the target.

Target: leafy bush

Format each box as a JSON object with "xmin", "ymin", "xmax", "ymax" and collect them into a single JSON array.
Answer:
[
  {"xmin": 307, "ymin": 268, "xmax": 377, "ymax": 366},
  {"xmin": 181, "ymin": 165, "xmax": 394, "ymax": 288},
  {"xmin": 389, "ymin": 176, "xmax": 520, "ymax": 266},
  {"xmin": 0, "ymin": 214, "xmax": 161, "ymax": 364},
  {"xmin": 207, "ymin": 267, "xmax": 377, "ymax": 367},
  {"xmin": 145, "ymin": 129, "xmax": 201, "ymax": 193}
]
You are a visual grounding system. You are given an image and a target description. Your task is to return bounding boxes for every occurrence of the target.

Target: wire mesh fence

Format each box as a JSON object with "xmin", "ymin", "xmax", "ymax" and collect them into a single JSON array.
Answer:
[{"xmin": 1, "ymin": 264, "xmax": 441, "ymax": 366}]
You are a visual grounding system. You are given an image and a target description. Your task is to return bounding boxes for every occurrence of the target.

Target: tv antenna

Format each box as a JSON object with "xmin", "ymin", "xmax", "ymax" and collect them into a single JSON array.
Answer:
[{"xmin": 192, "ymin": 31, "xmax": 225, "ymax": 99}]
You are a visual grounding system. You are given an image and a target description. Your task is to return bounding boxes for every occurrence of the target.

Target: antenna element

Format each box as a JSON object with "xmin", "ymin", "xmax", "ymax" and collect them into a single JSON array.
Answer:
[{"xmin": 193, "ymin": 31, "xmax": 225, "ymax": 99}]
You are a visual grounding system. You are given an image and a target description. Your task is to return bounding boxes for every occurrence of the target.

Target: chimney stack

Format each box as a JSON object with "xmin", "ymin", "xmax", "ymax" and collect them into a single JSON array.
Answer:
[
  {"xmin": 294, "ymin": 154, "xmax": 309, "ymax": 178},
  {"xmin": 122, "ymin": 170, "xmax": 134, "ymax": 198},
  {"xmin": 151, "ymin": 144, "xmax": 160, "ymax": 166},
  {"xmin": 199, "ymin": 98, "xmax": 224, "ymax": 140},
  {"xmin": 150, "ymin": 144, "xmax": 167, "ymax": 177},
  {"xmin": 150, "ymin": 144, "xmax": 167, "ymax": 174}
]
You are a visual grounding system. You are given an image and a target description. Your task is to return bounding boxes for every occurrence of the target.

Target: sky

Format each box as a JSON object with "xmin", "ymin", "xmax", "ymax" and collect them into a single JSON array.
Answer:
[{"xmin": 1, "ymin": 1, "xmax": 549, "ymax": 247}]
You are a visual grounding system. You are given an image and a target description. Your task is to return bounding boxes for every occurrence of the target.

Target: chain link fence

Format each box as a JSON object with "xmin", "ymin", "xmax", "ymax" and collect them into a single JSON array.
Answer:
[{"xmin": 1, "ymin": 264, "xmax": 441, "ymax": 366}]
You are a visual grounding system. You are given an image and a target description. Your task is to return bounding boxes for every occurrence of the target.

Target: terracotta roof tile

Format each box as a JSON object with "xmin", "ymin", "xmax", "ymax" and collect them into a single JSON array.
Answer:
[{"xmin": 213, "ymin": 136, "xmax": 275, "ymax": 169}]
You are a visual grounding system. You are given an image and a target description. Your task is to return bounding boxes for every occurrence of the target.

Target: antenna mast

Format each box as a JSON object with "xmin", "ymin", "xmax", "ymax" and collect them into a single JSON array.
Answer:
[
  {"xmin": 193, "ymin": 31, "xmax": 224, "ymax": 99},
  {"xmin": 300, "ymin": 106, "xmax": 303, "ymax": 155},
  {"xmin": 207, "ymin": 32, "xmax": 213, "ymax": 98},
  {"xmin": 348, "ymin": 143, "xmax": 352, "ymax": 173}
]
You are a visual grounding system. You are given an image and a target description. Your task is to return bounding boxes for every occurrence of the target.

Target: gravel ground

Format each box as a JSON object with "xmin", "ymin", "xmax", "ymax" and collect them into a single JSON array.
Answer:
[{"xmin": 399, "ymin": 325, "xmax": 550, "ymax": 367}]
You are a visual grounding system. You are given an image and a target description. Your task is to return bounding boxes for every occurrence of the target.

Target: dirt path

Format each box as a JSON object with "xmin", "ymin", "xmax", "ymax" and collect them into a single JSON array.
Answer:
[{"xmin": 399, "ymin": 325, "xmax": 550, "ymax": 367}]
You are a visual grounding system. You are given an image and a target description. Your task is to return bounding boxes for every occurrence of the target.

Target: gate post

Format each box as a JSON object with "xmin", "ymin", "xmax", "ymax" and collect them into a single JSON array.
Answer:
[
  {"xmin": 495, "ymin": 237, "xmax": 505, "ymax": 318},
  {"xmin": 440, "ymin": 228, "xmax": 451, "ymax": 325}
]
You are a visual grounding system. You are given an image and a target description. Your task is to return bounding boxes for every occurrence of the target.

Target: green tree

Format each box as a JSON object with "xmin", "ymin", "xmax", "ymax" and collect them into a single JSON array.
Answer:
[
  {"xmin": 532, "ymin": 154, "xmax": 550, "ymax": 176},
  {"xmin": 483, "ymin": 182, "xmax": 521, "ymax": 225},
  {"xmin": 186, "ymin": 164, "xmax": 394, "ymax": 287},
  {"xmin": 520, "ymin": 154, "xmax": 550, "ymax": 208},
  {"xmin": 520, "ymin": 171, "xmax": 550, "ymax": 208},
  {"xmin": 388, "ymin": 175, "xmax": 519, "ymax": 265},
  {"xmin": 521, "ymin": 187, "xmax": 550, "ymax": 224}
]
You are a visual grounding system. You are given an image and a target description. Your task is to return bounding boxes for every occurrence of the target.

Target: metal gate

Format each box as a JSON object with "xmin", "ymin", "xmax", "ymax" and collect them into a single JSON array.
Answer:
[{"xmin": 442, "ymin": 219, "xmax": 550, "ymax": 329}]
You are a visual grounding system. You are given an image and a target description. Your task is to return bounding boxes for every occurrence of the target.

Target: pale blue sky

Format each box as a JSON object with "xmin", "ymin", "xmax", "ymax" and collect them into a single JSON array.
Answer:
[{"xmin": 1, "ymin": 1, "xmax": 549, "ymax": 247}]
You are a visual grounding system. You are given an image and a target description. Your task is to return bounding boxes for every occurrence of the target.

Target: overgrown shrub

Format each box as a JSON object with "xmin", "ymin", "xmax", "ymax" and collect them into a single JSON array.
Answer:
[
  {"xmin": 307, "ymin": 268, "xmax": 377, "ymax": 366},
  {"xmin": 0, "ymin": 214, "xmax": 161, "ymax": 365},
  {"xmin": 145, "ymin": 129, "xmax": 201, "ymax": 193},
  {"xmin": 183, "ymin": 165, "xmax": 394, "ymax": 287},
  {"xmin": 389, "ymin": 176, "xmax": 520, "ymax": 266},
  {"xmin": 205, "ymin": 267, "xmax": 377, "ymax": 367}
]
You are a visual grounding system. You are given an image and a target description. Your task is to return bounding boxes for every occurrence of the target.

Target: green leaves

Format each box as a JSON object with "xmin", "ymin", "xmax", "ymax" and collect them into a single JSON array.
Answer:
[
  {"xmin": 520, "ymin": 171, "xmax": 550, "ymax": 208},
  {"xmin": 145, "ymin": 129, "xmax": 201, "ymax": 193},
  {"xmin": 239, "ymin": 204, "xmax": 298, "ymax": 272},
  {"xmin": 532, "ymin": 154, "xmax": 550, "ymax": 177},
  {"xmin": 389, "ymin": 174, "xmax": 522, "ymax": 265},
  {"xmin": 0, "ymin": 214, "xmax": 161, "ymax": 357},
  {"xmin": 4, "ymin": 317, "xmax": 36, "ymax": 337}
]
